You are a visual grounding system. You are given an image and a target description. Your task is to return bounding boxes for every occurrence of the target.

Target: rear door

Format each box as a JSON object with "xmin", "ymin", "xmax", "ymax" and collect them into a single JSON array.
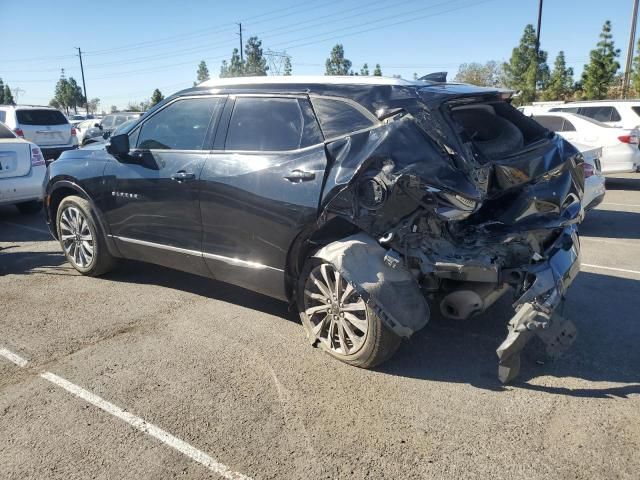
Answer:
[
  {"xmin": 0, "ymin": 123, "xmax": 31, "ymax": 179},
  {"xmin": 198, "ymin": 95, "xmax": 327, "ymax": 299},
  {"xmin": 16, "ymin": 109, "xmax": 72, "ymax": 146},
  {"xmin": 103, "ymin": 95, "xmax": 226, "ymax": 276}
]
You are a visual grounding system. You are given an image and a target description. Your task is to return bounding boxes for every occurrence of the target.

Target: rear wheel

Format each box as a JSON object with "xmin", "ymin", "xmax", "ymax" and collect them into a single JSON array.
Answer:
[
  {"xmin": 298, "ymin": 258, "xmax": 401, "ymax": 368},
  {"xmin": 56, "ymin": 195, "xmax": 116, "ymax": 276},
  {"xmin": 16, "ymin": 200, "xmax": 43, "ymax": 215}
]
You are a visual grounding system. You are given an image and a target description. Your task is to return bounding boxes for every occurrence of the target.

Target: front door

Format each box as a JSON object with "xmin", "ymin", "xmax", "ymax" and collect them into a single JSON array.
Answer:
[
  {"xmin": 199, "ymin": 95, "xmax": 328, "ymax": 299},
  {"xmin": 103, "ymin": 95, "xmax": 226, "ymax": 275}
]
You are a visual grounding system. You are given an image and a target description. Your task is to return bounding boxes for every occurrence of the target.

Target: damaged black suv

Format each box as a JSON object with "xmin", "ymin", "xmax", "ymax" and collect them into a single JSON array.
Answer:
[{"xmin": 44, "ymin": 76, "xmax": 583, "ymax": 382}]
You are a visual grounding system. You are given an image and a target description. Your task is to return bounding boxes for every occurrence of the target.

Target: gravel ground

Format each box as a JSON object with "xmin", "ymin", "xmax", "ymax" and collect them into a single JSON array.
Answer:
[{"xmin": 1, "ymin": 174, "xmax": 639, "ymax": 480}]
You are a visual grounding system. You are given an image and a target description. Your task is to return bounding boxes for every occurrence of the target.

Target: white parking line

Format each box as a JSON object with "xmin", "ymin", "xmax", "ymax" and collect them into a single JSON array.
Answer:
[
  {"xmin": 581, "ymin": 237, "xmax": 639, "ymax": 248},
  {"xmin": 0, "ymin": 345, "xmax": 250, "ymax": 480},
  {"xmin": 41, "ymin": 373, "xmax": 251, "ymax": 480},
  {"xmin": 1, "ymin": 221, "xmax": 50, "ymax": 235},
  {"xmin": 0, "ymin": 347, "xmax": 29, "ymax": 367},
  {"xmin": 582, "ymin": 263, "xmax": 640, "ymax": 276}
]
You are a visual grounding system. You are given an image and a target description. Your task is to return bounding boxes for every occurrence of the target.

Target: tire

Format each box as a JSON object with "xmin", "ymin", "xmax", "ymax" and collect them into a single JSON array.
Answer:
[
  {"xmin": 16, "ymin": 200, "xmax": 43, "ymax": 215},
  {"xmin": 297, "ymin": 257, "xmax": 401, "ymax": 368},
  {"xmin": 56, "ymin": 195, "xmax": 116, "ymax": 276}
]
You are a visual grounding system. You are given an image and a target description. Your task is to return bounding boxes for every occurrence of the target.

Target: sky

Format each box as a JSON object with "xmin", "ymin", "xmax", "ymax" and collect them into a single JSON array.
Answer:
[{"xmin": 1, "ymin": 0, "xmax": 638, "ymax": 111}]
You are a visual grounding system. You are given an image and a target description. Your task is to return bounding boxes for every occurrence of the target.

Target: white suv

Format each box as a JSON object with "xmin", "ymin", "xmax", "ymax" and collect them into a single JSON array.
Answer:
[
  {"xmin": 548, "ymin": 101, "xmax": 640, "ymax": 129},
  {"xmin": 0, "ymin": 105, "xmax": 77, "ymax": 163}
]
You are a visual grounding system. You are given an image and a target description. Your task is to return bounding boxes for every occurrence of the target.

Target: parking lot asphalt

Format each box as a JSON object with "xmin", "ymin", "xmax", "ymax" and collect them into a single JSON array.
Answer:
[{"xmin": 1, "ymin": 174, "xmax": 639, "ymax": 480}]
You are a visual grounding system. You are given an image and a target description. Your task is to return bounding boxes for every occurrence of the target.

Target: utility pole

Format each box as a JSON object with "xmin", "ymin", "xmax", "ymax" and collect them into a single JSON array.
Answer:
[
  {"xmin": 76, "ymin": 47, "xmax": 89, "ymax": 114},
  {"xmin": 237, "ymin": 23, "xmax": 244, "ymax": 62},
  {"xmin": 623, "ymin": 0, "xmax": 639, "ymax": 98},
  {"xmin": 12, "ymin": 87, "xmax": 25, "ymax": 104},
  {"xmin": 534, "ymin": 0, "xmax": 543, "ymax": 95}
]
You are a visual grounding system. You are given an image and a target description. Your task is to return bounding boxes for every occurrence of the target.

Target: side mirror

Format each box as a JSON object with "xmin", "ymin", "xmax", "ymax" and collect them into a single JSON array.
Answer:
[{"xmin": 106, "ymin": 134, "xmax": 130, "ymax": 156}]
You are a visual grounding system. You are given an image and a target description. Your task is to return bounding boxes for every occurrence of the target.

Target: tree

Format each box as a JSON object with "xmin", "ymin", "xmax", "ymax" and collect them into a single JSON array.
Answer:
[
  {"xmin": 373, "ymin": 64, "xmax": 382, "ymax": 76},
  {"xmin": 53, "ymin": 71, "xmax": 72, "ymax": 114},
  {"xmin": 360, "ymin": 63, "xmax": 370, "ymax": 76},
  {"xmin": 110, "ymin": 105, "xmax": 118, "ymax": 113},
  {"xmin": 0, "ymin": 78, "xmax": 4, "ymax": 104},
  {"xmin": 196, "ymin": 60, "xmax": 210, "ymax": 84},
  {"xmin": 3, "ymin": 85, "xmax": 15, "ymax": 105},
  {"xmin": 581, "ymin": 21, "xmax": 620, "ymax": 100},
  {"xmin": 454, "ymin": 61, "xmax": 503, "ymax": 87},
  {"xmin": 283, "ymin": 56, "xmax": 292, "ymax": 76},
  {"xmin": 325, "ymin": 44, "xmax": 352, "ymax": 75},
  {"xmin": 67, "ymin": 77, "xmax": 84, "ymax": 114},
  {"xmin": 541, "ymin": 51, "xmax": 574, "ymax": 100},
  {"xmin": 229, "ymin": 48, "xmax": 245, "ymax": 77},
  {"xmin": 219, "ymin": 60, "xmax": 230, "ymax": 78},
  {"xmin": 150, "ymin": 89, "xmax": 164, "ymax": 107},
  {"xmin": 244, "ymin": 37, "xmax": 268, "ymax": 76},
  {"xmin": 631, "ymin": 38, "xmax": 640, "ymax": 95},
  {"xmin": 87, "ymin": 98, "xmax": 100, "ymax": 115},
  {"xmin": 502, "ymin": 24, "xmax": 549, "ymax": 104}
]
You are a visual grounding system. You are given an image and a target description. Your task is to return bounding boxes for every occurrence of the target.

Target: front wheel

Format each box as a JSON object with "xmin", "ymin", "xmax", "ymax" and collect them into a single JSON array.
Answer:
[
  {"xmin": 298, "ymin": 258, "xmax": 401, "ymax": 368},
  {"xmin": 56, "ymin": 195, "xmax": 116, "ymax": 276}
]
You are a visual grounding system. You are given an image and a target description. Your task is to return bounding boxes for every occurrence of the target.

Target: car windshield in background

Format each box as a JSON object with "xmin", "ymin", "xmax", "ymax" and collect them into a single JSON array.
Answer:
[
  {"xmin": 112, "ymin": 118, "xmax": 137, "ymax": 136},
  {"xmin": 0, "ymin": 122, "xmax": 16, "ymax": 138},
  {"xmin": 16, "ymin": 109, "xmax": 68, "ymax": 125}
]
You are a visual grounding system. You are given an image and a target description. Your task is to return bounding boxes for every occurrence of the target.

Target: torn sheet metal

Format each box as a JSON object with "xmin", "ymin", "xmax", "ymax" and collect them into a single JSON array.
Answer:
[
  {"xmin": 313, "ymin": 87, "xmax": 584, "ymax": 382},
  {"xmin": 313, "ymin": 233, "xmax": 429, "ymax": 338}
]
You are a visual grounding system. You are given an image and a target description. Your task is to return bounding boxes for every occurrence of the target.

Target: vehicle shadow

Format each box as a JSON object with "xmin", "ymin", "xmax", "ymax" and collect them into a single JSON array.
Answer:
[
  {"xmin": 104, "ymin": 260, "xmax": 293, "ymax": 320},
  {"xmin": 0, "ymin": 207, "xmax": 51, "ymax": 243},
  {"xmin": 0, "ymin": 249, "xmax": 68, "ymax": 276},
  {"xmin": 380, "ymin": 271, "xmax": 640, "ymax": 398},
  {"xmin": 579, "ymin": 209, "xmax": 640, "ymax": 240},
  {"xmin": 605, "ymin": 175, "xmax": 640, "ymax": 191}
]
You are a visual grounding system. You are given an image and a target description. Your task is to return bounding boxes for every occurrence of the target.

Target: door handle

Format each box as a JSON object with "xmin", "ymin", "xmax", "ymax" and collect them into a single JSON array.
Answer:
[
  {"xmin": 171, "ymin": 170, "xmax": 196, "ymax": 182},
  {"xmin": 284, "ymin": 170, "xmax": 316, "ymax": 182}
]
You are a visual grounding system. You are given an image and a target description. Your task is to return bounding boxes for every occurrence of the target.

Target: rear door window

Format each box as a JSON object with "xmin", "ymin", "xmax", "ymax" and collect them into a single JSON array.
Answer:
[
  {"xmin": 310, "ymin": 97, "xmax": 376, "ymax": 139},
  {"xmin": 16, "ymin": 109, "xmax": 68, "ymax": 125},
  {"xmin": 137, "ymin": 96, "xmax": 224, "ymax": 150},
  {"xmin": 533, "ymin": 115, "xmax": 564, "ymax": 132},
  {"xmin": 631, "ymin": 106, "xmax": 640, "ymax": 118},
  {"xmin": 578, "ymin": 106, "xmax": 621, "ymax": 122},
  {"xmin": 225, "ymin": 97, "xmax": 323, "ymax": 151},
  {"xmin": 561, "ymin": 119, "xmax": 576, "ymax": 132},
  {"xmin": 0, "ymin": 111, "xmax": 6, "ymax": 122}
]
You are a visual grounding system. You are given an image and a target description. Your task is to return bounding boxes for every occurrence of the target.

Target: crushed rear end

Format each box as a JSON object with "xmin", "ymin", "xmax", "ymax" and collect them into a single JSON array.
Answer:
[{"xmin": 315, "ymin": 84, "xmax": 584, "ymax": 382}]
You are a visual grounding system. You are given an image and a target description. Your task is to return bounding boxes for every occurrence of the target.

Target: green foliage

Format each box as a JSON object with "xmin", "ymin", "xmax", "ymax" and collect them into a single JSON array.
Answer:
[
  {"xmin": 244, "ymin": 37, "xmax": 268, "ymax": 76},
  {"xmin": 502, "ymin": 24, "xmax": 549, "ymax": 104},
  {"xmin": 51, "ymin": 70, "xmax": 84, "ymax": 114},
  {"xmin": 581, "ymin": 20, "xmax": 620, "ymax": 99},
  {"xmin": 230, "ymin": 48, "xmax": 245, "ymax": 76},
  {"xmin": 541, "ymin": 51, "xmax": 574, "ymax": 100},
  {"xmin": 110, "ymin": 105, "xmax": 118, "ymax": 113},
  {"xmin": 150, "ymin": 89, "xmax": 164, "ymax": 107},
  {"xmin": 454, "ymin": 61, "xmax": 503, "ymax": 87},
  {"xmin": 3, "ymin": 85, "xmax": 14, "ymax": 105},
  {"xmin": 632, "ymin": 38, "xmax": 640, "ymax": 95},
  {"xmin": 283, "ymin": 56, "xmax": 292, "ymax": 76},
  {"xmin": 0, "ymin": 78, "xmax": 4, "ymax": 104},
  {"xmin": 196, "ymin": 61, "xmax": 210, "ymax": 84},
  {"xmin": 373, "ymin": 64, "xmax": 382, "ymax": 76},
  {"xmin": 360, "ymin": 63, "xmax": 369, "ymax": 76},
  {"xmin": 325, "ymin": 44, "xmax": 352, "ymax": 75}
]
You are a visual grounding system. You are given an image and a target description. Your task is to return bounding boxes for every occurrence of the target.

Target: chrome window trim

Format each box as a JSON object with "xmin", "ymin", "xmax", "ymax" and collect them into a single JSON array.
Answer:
[{"xmin": 111, "ymin": 235, "xmax": 284, "ymax": 272}]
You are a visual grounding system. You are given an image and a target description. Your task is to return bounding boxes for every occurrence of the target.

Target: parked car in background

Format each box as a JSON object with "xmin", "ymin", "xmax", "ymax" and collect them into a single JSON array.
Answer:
[
  {"xmin": 75, "ymin": 119, "xmax": 103, "ymax": 145},
  {"xmin": 0, "ymin": 121, "xmax": 46, "ymax": 214},
  {"xmin": 99, "ymin": 112, "xmax": 143, "ymax": 139},
  {"xmin": 572, "ymin": 142, "xmax": 605, "ymax": 211},
  {"xmin": 0, "ymin": 105, "xmax": 77, "ymax": 163},
  {"xmin": 44, "ymin": 76, "xmax": 583, "ymax": 382},
  {"xmin": 549, "ymin": 100, "xmax": 640, "ymax": 129},
  {"xmin": 532, "ymin": 112, "xmax": 640, "ymax": 174}
]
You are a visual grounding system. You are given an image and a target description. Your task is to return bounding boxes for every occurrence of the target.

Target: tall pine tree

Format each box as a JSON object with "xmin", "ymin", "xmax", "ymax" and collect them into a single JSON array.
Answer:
[
  {"xmin": 196, "ymin": 61, "xmax": 210, "ymax": 84},
  {"xmin": 244, "ymin": 37, "xmax": 268, "ymax": 76},
  {"xmin": 581, "ymin": 20, "xmax": 620, "ymax": 99},
  {"xmin": 373, "ymin": 64, "xmax": 382, "ymax": 76},
  {"xmin": 283, "ymin": 56, "xmax": 292, "ymax": 76},
  {"xmin": 502, "ymin": 24, "xmax": 549, "ymax": 104},
  {"xmin": 542, "ymin": 51, "xmax": 574, "ymax": 100},
  {"xmin": 630, "ymin": 38, "xmax": 640, "ymax": 95},
  {"xmin": 150, "ymin": 89, "xmax": 164, "ymax": 107},
  {"xmin": 325, "ymin": 44, "xmax": 352, "ymax": 75}
]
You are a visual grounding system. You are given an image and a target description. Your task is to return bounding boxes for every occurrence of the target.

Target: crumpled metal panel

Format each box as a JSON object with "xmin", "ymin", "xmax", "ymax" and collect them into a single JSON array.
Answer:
[{"xmin": 313, "ymin": 232, "xmax": 430, "ymax": 337}]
